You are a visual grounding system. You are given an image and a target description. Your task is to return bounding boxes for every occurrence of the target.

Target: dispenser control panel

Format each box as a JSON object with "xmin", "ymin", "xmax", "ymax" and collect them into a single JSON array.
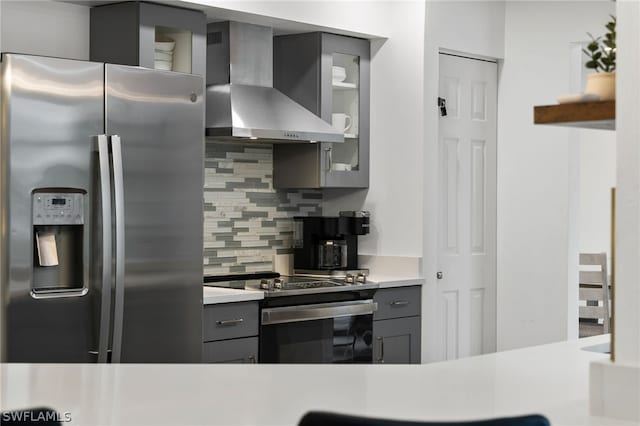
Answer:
[{"xmin": 32, "ymin": 193, "xmax": 84, "ymax": 225}]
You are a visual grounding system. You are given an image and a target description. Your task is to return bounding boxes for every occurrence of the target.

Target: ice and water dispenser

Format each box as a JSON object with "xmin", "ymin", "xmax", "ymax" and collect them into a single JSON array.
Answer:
[{"xmin": 31, "ymin": 190, "xmax": 86, "ymax": 294}]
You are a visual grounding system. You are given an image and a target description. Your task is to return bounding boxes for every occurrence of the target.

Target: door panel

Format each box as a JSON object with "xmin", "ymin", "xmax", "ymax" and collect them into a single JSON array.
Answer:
[
  {"xmin": 373, "ymin": 316, "xmax": 421, "ymax": 364},
  {"xmin": 2, "ymin": 54, "xmax": 104, "ymax": 362},
  {"xmin": 437, "ymin": 53, "xmax": 497, "ymax": 360},
  {"xmin": 105, "ymin": 65, "xmax": 204, "ymax": 362},
  {"xmin": 442, "ymin": 290, "xmax": 459, "ymax": 360}
]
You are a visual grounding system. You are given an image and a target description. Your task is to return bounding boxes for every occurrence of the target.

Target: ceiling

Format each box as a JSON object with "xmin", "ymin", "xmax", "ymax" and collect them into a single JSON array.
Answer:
[{"xmin": 58, "ymin": 0, "xmax": 385, "ymax": 39}]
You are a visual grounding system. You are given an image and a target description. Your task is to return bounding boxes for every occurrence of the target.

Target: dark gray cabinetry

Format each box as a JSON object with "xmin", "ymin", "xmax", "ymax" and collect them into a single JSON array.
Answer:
[
  {"xmin": 203, "ymin": 337, "xmax": 258, "ymax": 364},
  {"xmin": 90, "ymin": 2, "xmax": 206, "ymax": 76},
  {"xmin": 273, "ymin": 33, "xmax": 370, "ymax": 188},
  {"xmin": 373, "ymin": 317, "xmax": 421, "ymax": 364},
  {"xmin": 373, "ymin": 286, "xmax": 422, "ymax": 364},
  {"xmin": 202, "ymin": 301, "xmax": 259, "ymax": 363}
]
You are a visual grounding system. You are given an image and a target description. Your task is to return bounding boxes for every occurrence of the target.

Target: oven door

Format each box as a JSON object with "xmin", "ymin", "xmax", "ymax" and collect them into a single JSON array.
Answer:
[{"xmin": 260, "ymin": 300, "xmax": 377, "ymax": 363}]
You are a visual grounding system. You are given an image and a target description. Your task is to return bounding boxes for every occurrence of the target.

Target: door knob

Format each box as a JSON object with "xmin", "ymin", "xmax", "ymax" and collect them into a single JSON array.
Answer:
[{"xmin": 436, "ymin": 271, "xmax": 443, "ymax": 280}]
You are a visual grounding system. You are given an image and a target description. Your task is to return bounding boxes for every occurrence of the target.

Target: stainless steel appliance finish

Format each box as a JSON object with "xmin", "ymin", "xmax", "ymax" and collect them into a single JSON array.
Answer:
[
  {"xmin": 294, "ymin": 269, "xmax": 370, "ymax": 280},
  {"xmin": 261, "ymin": 300, "xmax": 377, "ymax": 325},
  {"xmin": 205, "ymin": 21, "xmax": 343, "ymax": 144},
  {"xmin": 258, "ymin": 285, "xmax": 378, "ymax": 363},
  {"xmin": 105, "ymin": 65, "xmax": 204, "ymax": 363},
  {"xmin": 1, "ymin": 54, "xmax": 204, "ymax": 363},
  {"xmin": 256, "ymin": 275, "xmax": 378, "ymax": 297},
  {"xmin": 206, "ymin": 274, "xmax": 378, "ymax": 297}
]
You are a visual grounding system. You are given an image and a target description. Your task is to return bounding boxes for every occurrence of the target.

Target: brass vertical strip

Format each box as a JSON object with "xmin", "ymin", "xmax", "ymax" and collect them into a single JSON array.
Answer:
[{"xmin": 610, "ymin": 187, "xmax": 616, "ymax": 362}]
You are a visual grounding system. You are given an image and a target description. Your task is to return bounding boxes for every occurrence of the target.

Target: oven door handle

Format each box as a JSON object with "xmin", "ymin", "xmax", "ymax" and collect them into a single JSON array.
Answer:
[{"xmin": 261, "ymin": 300, "xmax": 378, "ymax": 325}]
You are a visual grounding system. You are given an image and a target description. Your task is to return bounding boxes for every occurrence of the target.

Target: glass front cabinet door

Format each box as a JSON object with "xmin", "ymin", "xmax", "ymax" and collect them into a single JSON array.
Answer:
[
  {"xmin": 273, "ymin": 33, "xmax": 370, "ymax": 189},
  {"xmin": 90, "ymin": 2, "xmax": 206, "ymax": 77}
]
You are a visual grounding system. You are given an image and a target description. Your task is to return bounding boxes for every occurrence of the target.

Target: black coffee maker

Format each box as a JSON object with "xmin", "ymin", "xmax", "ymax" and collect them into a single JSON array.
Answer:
[{"xmin": 292, "ymin": 211, "xmax": 370, "ymax": 274}]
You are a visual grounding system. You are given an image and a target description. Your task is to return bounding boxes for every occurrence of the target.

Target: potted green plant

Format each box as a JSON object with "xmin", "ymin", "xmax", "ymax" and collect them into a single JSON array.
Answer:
[{"xmin": 583, "ymin": 15, "xmax": 616, "ymax": 100}]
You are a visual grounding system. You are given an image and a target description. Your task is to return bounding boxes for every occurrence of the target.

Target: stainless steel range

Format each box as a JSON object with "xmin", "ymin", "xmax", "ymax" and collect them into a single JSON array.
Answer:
[
  {"xmin": 256, "ymin": 275, "xmax": 377, "ymax": 296},
  {"xmin": 205, "ymin": 274, "xmax": 379, "ymax": 363}
]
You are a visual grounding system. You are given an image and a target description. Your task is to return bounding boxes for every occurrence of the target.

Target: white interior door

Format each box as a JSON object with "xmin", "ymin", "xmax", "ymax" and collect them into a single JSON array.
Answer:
[{"xmin": 437, "ymin": 53, "xmax": 497, "ymax": 360}]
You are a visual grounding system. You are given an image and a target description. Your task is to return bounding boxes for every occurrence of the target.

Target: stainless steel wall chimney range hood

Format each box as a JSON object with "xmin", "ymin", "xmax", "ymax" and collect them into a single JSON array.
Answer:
[{"xmin": 205, "ymin": 21, "xmax": 343, "ymax": 144}]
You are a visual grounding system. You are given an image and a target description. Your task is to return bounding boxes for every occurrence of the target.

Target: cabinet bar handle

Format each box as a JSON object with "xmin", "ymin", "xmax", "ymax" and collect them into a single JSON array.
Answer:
[
  {"xmin": 325, "ymin": 147, "xmax": 333, "ymax": 172},
  {"xmin": 216, "ymin": 318, "xmax": 244, "ymax": 326},
  {"xmin": 377, "ymin": 337, "xmax": 384, "ymax": 363},
  {"xmin": 390, "ymin": 300, "xmax": 409, "ymax": 306}
]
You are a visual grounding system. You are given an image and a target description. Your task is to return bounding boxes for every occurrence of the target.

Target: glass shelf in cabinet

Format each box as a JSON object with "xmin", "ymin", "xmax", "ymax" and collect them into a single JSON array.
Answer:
[{"xmin": 332, "ymin": 82, "xmax": 358, "ymax": 90}]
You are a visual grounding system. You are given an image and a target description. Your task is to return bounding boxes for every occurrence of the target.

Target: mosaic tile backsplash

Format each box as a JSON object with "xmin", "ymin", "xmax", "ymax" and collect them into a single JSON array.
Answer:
[{"xmin": 204, "ymin": 141, "xmax": 322, "ymax": 276}]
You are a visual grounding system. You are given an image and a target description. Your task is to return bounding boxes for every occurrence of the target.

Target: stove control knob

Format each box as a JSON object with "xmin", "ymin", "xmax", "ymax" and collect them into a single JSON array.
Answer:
[
  {"xmin": 356, "ymin": 273, "xmax": 367, "ymax": 285},
  {"xmin": 345, "ymin": 274, "xmax": 355, "ymax": 284},
  {"xmin": 260, "ymin": 279, "xmax": 271, "ymax": 290},
  {"xmin": 274, "ymin": 278, "xmax": 283, "ymax": 289}
]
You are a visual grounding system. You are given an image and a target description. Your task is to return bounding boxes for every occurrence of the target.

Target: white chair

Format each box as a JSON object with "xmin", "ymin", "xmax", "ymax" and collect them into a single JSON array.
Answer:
[{"xmin": 579, "ymin": 252, "xmax": 610, "ymax": 337}]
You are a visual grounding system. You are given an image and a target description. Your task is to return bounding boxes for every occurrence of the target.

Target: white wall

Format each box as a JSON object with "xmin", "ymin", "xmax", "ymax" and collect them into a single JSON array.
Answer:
[
  {"xmin": 422, "ymin": 0, "xmax": 506, "ymax": 362},
  {"xmin": 497, "ymin": 1, "xmax": 615, "ymax": 351},
  {"xmin": 176, "ymin": 0, "xmax": 391, "ymax": 38},
  {"xmin": 579, "ymin": 132, "xmax": 616, "ymax": 259},
  {"xmin": 0, "ymin": 1, "xmax": 90, "ymax": 60},
  {"xmin": 322, "ymin": 1, "xmax": 426, "ymax": 258},
  {"xmin": 188, "ymin": 0, "xmax": 427, "ymax": 259}
]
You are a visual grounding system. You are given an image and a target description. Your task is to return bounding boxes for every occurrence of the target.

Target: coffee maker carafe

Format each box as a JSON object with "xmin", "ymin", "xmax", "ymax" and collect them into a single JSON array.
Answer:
[{"xmin": 292, "ymin": 211, "xmax": 370, "ymax": 274}]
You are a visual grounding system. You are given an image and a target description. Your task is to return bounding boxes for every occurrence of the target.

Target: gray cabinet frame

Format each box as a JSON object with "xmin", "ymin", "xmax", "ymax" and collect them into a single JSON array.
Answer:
[
  {"xmin": 373, "ymin": 316, "xmax": 421, "ymax": 364},
  {"xmin": 273, "ymin": 33, "xmax": 370, "ymax": 189},
  {"xmin": 202, "ymin": 301, "xmax": 259, "ymax": 363},
  {"xmin": 90, "ymin": 1, "xmax": 206, "ymax": 77},
  {"xmin": 203, "ymin": 337, "xmax": 258, "ymax": 364},
  {"xmin": 372, "ymin": 286, "xmax": 422, "ymax": 364}
]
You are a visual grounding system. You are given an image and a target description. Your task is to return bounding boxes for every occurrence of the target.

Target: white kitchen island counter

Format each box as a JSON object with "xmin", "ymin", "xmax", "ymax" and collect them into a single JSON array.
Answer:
[{"xmin": 1, "ymin": 335, "xmax": 633, "ymax": 426}]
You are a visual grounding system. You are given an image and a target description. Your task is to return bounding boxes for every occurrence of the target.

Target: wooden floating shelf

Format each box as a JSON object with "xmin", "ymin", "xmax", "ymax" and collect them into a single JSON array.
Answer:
[{"xmin": 533, "ymin": 100, "xmax": 615, "ymax": 130}]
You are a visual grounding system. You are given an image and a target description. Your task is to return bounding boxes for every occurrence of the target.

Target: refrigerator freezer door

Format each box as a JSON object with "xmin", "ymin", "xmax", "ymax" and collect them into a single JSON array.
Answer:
[
  {"xmin": 105, "ymin": 65, "xmax": 204, "ymax": 363},
  {"xmin": 1, "ymin": 54, "xmax": 105, "ymax": 362}
]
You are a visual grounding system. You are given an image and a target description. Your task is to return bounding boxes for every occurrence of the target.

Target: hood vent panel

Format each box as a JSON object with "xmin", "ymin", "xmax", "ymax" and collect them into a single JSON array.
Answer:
[{"xmin": 205, "ymin": 21, "xmax": 343, "ymax": 144}]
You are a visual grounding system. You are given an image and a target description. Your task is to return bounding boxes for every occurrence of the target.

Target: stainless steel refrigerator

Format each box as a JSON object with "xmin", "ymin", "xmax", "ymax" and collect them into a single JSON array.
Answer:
[{"xmin": 0, "ymin": 54, "xmax": 204, "ymax": 363}]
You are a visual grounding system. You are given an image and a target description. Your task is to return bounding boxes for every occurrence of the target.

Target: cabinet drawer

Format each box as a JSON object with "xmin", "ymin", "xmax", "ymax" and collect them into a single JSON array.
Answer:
[
  {"xmin": 203, "ymin": 337, "xmax": 258, "ymax": 363},
  {"xmin": 203, "ymin": 302, "xmax": 259, "ymax": 341},
  {"xmin": 373, "ymin": 286, "xmax": 421, "ymax": 320}
]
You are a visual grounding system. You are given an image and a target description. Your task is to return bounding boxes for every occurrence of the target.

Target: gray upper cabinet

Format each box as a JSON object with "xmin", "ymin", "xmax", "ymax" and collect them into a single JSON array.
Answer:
[
  {"xmin": 273, "ymin": 33, "xmax": 370, "ymax": 189},
  {"xmin": 90, "ymin": 2, "xmax": 206, "ymax": 77}
]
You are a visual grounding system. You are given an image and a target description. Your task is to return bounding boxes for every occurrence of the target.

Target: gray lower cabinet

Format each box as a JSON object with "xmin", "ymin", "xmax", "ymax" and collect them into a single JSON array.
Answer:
[
  {"xmin": 373, "ymin": 286, "xmax": 422, "ymax": 364},
  {"xmin": 373, "ymin": 317, "xmax": 421, "ymax": 364},
  {"xmin": 203, "ymin": 337, "xmax": 258, "ymax": 364},
  {"xmin": 202, "ymin": 301, "xmax": 259, "ymax": 363}
]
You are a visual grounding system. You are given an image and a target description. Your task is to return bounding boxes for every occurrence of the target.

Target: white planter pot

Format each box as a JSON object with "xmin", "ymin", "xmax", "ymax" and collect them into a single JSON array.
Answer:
[{"xmin": 584, "ymin": 71, "xmax": 616, "ymax": 100}]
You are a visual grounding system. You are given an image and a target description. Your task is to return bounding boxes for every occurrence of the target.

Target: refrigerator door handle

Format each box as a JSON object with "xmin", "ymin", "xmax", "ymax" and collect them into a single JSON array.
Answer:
[
  {"xmin": 110, "ymin": 135, "xmax": 126, "ymax": 363},
  {"xmin": 97, "ymin": 134, "xmax": 113, "ymax": 364}
]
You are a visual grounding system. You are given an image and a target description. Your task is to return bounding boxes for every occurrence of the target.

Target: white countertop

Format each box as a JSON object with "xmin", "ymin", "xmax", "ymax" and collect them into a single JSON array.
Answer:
[
  {"xmin": 202, "ymin": 276, "xmax": 423, "ymax": 304},
  {"xmin": 2, "ymin": 335, "xmax": 633, "ymax": 426},
  {"xmin": 367, "ymin": 275, "xmax": 424, "ymax": 288},
  {"xmin": 203, "ymin": 286, "xmax": 264, "ymax": 304},
  {"xmin": 202, "ymin": 275, "xmax": 424, "ymax": 305}
]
